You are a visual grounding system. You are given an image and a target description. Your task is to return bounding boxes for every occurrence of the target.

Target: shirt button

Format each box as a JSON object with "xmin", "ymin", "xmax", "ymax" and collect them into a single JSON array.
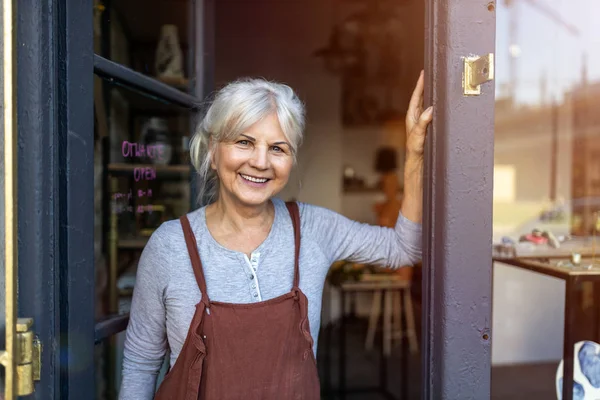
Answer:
[
  {"xmin": 253, "ymin": 293, "xmax": 258, "ymax": 297},
  {"xmin": 249, "ymin": 275, "xmax": 254, "ymax": 280},
  {"xmin": 252, "ymin": 284, "xmax": 256, "ymax": 289}
]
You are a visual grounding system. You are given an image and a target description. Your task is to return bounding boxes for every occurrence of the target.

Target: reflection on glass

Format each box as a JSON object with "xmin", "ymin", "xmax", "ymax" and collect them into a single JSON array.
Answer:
[
  {"xmin": 94, "ymin": 67, "xmax": 193, "ymax": 400},
  {"xmin": 493, "ymin": 0, "xmax": 600, "ymax": 256},
  {"xmin": 96, "ymin": 78, "xmax": 192, "ymax": 319},
  {"xmin": 492, "ymin": 0, "xmax": 600, "ymax": 398},
  {"xmin": 97, "ymin": 0, "xmax": 194, "ymax": 86}
]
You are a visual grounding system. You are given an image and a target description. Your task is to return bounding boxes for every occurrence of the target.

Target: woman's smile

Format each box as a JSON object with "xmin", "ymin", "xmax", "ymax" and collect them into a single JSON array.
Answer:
[{"xmin": 239, "ymin": 173, "xmax": 271, "ymax": 187}]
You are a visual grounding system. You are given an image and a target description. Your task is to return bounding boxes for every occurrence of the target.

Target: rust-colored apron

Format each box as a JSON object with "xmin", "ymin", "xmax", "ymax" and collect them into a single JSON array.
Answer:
[{"xmin": 154, "ymin": 202, "xmax": 321, "ymax": 399}]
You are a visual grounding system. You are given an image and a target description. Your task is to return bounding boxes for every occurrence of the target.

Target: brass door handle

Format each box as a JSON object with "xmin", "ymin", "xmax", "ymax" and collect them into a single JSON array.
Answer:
[{"xmin": 463, "ymin": 53, "xmax": 495, "ymax": 95}]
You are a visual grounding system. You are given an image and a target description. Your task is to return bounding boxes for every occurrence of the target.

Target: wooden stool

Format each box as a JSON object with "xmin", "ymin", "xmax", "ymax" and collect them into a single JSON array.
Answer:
[{"xmin": 364, "ymin": 277, "xmax": 418, "ymax": 356}]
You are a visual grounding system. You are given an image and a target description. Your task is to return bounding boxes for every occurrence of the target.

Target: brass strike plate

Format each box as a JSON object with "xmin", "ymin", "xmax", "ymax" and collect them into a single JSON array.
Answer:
[
  {"xmin": 14, "ymin": 317, "xmax": 41, "ymax": 396},
  {"xmin": 463, "ymin": 53, "xmax": 494, "ymax": 95}
]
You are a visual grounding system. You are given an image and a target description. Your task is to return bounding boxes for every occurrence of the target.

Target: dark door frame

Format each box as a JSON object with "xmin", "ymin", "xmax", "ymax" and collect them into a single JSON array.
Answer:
[
  {"xmin": 17, "ymin": 0, "xmax": 214, "ymax": 398},
  {"xmin": 18, "ymin": 0, "xmax": 95, "ymax": 398},
  {"xmin": 421, "ymin": 0, "xmax": 495, "ymax": 398},
  {"xmin": 16, "ymin": 0, "xmax": 496, "ymax": 398}
]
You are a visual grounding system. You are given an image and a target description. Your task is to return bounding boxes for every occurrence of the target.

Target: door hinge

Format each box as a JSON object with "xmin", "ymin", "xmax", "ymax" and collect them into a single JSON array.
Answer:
[
  {"xmin": 16, "ymin": 318, "xmax": 42, "ymax": 396},
  {"xmin": 463, "ymin": 53, "xmax": 494, "ymax": 95}
]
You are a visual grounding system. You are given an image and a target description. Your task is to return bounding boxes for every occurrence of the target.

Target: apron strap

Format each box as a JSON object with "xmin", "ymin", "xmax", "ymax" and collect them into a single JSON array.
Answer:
[
  {"xmin": 180, "ymin": 215, "xmax": 211, "ymax": 306},
  {"xmin": 285, "ymin": 202, "xmax": 301, "ymax": 289}
]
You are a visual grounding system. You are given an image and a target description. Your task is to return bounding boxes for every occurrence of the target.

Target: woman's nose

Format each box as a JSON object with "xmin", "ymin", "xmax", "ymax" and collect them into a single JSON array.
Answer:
[{"xmin": 249, "ymin": 147, "xmax": 269, "ymax": 170}]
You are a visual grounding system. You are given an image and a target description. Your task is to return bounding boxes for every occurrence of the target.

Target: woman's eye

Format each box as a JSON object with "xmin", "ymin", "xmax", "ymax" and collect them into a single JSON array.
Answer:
[
  {"xmin": 237, "ymin": 140, "xmax": 249, "ymax": 146},
  {"xmin": 272, "ymin": 146, "xmax": 282, "ymax": 152}
]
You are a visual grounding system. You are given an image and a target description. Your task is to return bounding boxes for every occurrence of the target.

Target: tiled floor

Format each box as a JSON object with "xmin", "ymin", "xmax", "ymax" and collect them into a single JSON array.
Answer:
[{"xmin": 317, "ymin": 318, "xmax": 557, "ymax": 400}]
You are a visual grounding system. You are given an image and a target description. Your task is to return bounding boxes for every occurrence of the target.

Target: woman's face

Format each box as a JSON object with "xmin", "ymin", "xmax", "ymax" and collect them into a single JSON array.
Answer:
[{"xmin": 212, "ymin": 113, "xmax": 294, "ymax": 208}]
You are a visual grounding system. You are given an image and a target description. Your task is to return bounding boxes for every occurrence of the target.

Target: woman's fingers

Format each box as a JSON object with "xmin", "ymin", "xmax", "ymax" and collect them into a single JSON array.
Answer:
[
  {"xmin": 417, "ymin": 106, "xmax": 433, "ymax": 133},
  {"xmin": 406, "ymin": 105, "xmax": 433, "ymax": 155},
  {"xmin": 405, "ymin": 71, "xmax": 433, "ymax": 156},
  {"xmin": 407, "ymin": 71, "xmax": 425, "ymax": 130}
]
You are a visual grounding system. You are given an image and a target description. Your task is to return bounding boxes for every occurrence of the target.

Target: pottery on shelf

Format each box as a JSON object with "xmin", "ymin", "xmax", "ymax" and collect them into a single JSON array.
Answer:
[{"xmin": 155, "ymin": 24, "xmax": 184, "ymax": 79}]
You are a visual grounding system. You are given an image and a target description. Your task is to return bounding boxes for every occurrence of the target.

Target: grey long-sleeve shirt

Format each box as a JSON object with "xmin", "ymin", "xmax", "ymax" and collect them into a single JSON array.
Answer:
[{"xmin": 119, "ymin": 198, "xmax": 422, "ymax": 399}]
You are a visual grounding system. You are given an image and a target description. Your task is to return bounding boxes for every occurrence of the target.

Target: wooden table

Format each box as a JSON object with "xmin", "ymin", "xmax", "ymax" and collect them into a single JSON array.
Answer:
[
  {"xmin": 493, "ymin": 255, "xmax": 600, "ymax": 400},
  {"xmin": 323, "ymin": 278, "xmax": 411, "ymax": 400}
]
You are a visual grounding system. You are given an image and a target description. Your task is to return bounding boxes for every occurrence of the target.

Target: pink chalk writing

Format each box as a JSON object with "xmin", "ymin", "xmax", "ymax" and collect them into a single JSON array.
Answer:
[
  {"xmin": 113, "ymin": 201, "xmax": 155, "ymax": 214},
  {"xmin": 115, "ymin": 140, "xmax": 160, "ymax": 214},
  {"xmin": 134, "ymin": 167, "xmax": 157, "ymax": 182},
  {"xmin": 113, "ymin": 189, "xmax": 153, "ymax": 200},
  {"xmin": 113, "ymin": 190, "xmax": 132, "ymax": 200},
  {"xmin": 122, "ymin": 141, "xmax": 166, "ymax": 162},
  {"xmin": 136, "ymin": 204, "xmax": 155, "ymax": 214},
  {"xmin": 114, "ymin": 204, "xmax": 133, "ymax": 213}
]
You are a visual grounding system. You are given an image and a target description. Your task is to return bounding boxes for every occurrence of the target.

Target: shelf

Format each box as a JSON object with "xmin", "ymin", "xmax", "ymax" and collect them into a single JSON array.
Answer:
[
  {"xmin": 118, "ymin": 237, "xmax": 149, "ymax": 250},
  {"xmin": 107, "ymin": 163, "xmax": 191, "ymax": 178}
]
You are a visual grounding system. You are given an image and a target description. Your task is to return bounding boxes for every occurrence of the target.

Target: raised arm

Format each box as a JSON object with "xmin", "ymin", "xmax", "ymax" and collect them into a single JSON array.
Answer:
[
  {"xmin": 402, "ymin": 70, "xmax": 432, "ymax": 225},
  {"xmin": 299, "ymin": 72, "xmax": 432, "ymax": 269},
  {"xmin": 300, "ymin": 203, "xmax": 422, "ymax": 268},
  {"xmin": 119, "ymin": 229, "xmax": 170, "ymax": 400}
]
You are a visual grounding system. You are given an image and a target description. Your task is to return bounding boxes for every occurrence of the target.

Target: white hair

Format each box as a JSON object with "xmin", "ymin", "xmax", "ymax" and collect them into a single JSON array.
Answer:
[{"xmin": 190, "ymin": 78, "xmax": 305, "ymax": 206}]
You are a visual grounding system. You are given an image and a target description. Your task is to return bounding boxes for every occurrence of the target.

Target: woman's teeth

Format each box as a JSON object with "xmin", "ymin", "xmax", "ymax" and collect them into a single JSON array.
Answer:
[{"xmin": 241, "ymin": 174, "xmax": 268, "ymax": 183}]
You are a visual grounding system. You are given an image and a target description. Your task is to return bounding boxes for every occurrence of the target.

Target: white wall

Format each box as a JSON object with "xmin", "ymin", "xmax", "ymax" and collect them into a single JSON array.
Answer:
[{"xmin": 492, "ymin": 263, "xmax": 565, "ymax": 365}]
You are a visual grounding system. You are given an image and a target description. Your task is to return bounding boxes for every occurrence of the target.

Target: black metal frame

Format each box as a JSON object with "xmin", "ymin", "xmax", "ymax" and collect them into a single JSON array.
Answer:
[
  {"xmin": 57, "ymin": 0, "xmax": 96, "ymax": 397},
  {"xmin": 17, "ymin": 1, "xmax": 64, "ymax": 398},
  {"xmin": 93, "ymin": 55, "xmax": 198, "ymax": 109},
  {"xmin": 421, "ymin": 0, "xmax": 496, "ymax": 398},
  {"xmin": 17, "ymin": 0, "xmax": 209, "ymax": 397},
  {"xmin": 18, "ymin": 0, "xmax": 95, "ymax": 398}
]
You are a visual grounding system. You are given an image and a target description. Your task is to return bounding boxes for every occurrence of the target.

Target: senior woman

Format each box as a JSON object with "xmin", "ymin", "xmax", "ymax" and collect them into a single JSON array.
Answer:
[{"xmin": 120, "ymin": 72, "xmax": 433, "ymax": 400}]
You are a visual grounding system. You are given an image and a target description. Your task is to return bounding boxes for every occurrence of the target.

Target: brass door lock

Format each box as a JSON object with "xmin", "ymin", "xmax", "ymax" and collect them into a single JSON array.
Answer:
[
  {"xmin": 463, "ymin": 53, "xmax": 495, "ymax": 95},
  {"xmin": 15, "ymin": 318, "xmax": 42, "ymax": 396}
]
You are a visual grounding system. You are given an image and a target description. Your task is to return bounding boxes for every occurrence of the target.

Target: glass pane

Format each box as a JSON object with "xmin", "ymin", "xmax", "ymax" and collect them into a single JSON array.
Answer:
[
  {"xmin": 492, "ymin": 0, "xmax": 600, "ymax": 398},
  {"xmin": 94, "ymin": 0, "xmax": 195, "ymax": 88},
  {"xmin": 94, "ymin": 75, "xmax": 193, "ymax": 399}
]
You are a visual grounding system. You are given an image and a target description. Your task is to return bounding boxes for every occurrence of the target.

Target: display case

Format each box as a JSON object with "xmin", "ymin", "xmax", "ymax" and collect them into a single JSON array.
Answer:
[{"xmin": 92, "ymin": 0, "xmax": 210, "ymax": 397}]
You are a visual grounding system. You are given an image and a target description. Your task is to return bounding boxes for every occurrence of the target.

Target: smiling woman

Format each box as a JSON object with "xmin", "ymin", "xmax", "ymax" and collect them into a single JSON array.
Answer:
[
  {"xmin": 120, "ymin": 76, "xmax": 432, "ymax": 400},
  {"xmin": 211, "ymin": 113, "xmax": 294, "ymax": 208},
  {"xmin": 190, "ymin": 78, "xmax": 305, "ymax": 207}
]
